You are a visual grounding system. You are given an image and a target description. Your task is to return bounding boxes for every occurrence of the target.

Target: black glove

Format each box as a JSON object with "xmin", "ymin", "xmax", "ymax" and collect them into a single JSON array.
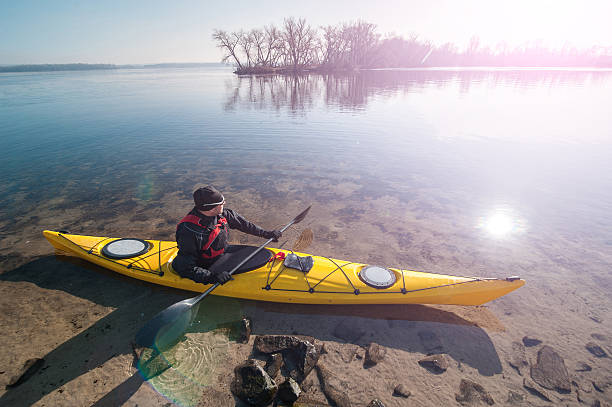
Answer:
[
  {"xmin": 193, "ymin": 267, "xmax": 213, "ymax": 284},
  {"xmin": 213, "ymin": 270, "xmax": 233, "ymax": 285},
  {"xmin": 265, "ymin": 229, "xmax": 282, "ymax": 242}
]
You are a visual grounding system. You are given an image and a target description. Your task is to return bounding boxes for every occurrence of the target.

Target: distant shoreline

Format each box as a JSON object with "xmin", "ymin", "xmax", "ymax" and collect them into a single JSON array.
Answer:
[{"xmin": 0, "ymin": 62, "xmax": 228, "ymax": 73}]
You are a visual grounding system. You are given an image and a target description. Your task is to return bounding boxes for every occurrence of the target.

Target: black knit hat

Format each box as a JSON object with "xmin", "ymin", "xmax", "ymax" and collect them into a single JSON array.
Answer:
[{"xmin": 193, "ymin": 186, "xmax": 225, "ymax": 210}]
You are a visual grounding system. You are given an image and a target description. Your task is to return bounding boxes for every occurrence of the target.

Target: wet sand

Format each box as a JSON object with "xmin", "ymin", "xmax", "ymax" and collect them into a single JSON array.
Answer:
[{"xmin": 1, "ymin": 182, "xmax": 611, "ymax": 406}]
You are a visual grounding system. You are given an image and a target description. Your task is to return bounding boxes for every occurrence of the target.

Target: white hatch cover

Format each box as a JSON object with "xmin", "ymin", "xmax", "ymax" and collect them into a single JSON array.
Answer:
[
  {"xmin": 101, "ymin": 238, "xmax": 151, "ymax": 259},
  {"xmin": 358, "ymin": 265, "xmax": 397, "ymax": 289}
]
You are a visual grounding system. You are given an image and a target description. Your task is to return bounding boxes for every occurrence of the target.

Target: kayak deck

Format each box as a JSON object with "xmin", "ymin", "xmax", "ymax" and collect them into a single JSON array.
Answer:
[{"xmin": 43, "ymin": 230, "xmax": 524, "ymax": 306}]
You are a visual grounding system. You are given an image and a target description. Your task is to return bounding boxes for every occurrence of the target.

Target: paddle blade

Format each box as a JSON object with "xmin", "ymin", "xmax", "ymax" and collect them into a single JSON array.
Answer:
[
  {"xmin": 282, "ymin": 205, "xmax": 311, "ymax": 232},
  {"xmin": 135, "ymin": 299, "xmax": 201, "ymax": 350}
]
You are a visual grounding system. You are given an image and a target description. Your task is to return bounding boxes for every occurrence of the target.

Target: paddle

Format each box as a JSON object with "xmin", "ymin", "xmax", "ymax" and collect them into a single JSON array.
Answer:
[{"xmin": 135, "ymin": 205, "xmax": 312, "ymax": 349}]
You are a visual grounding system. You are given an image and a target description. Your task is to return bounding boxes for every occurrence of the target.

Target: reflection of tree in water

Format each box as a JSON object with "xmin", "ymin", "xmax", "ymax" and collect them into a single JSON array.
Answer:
[{"xmin": 224, "ymin": 70, "xmax": 608, "ymax": 112}]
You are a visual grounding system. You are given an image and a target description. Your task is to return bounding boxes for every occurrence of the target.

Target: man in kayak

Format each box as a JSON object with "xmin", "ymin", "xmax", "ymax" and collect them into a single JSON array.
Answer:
[{"xmin": 172, "ymin": 185, "xmax": 282, "ymax": 285}]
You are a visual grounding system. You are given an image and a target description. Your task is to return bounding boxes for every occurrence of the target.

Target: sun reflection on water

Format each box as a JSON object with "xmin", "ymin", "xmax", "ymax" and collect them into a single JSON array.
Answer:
[{"xmin": 478, "ymin": 208, "xmax": 525, "ymax": 238}]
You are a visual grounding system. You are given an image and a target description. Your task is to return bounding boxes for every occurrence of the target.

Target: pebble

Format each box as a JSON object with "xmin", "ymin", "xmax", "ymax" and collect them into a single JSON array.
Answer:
[
  {"xmin": 392, "ymin": 384, "xmax": 411, "ymax": 398},
  {"xmin": 522, "ymin": 336, "xmax": 542, "ymax": 347},
  {"xmin": 586, "ymin": 342, "xmax": 608, "ymax": 358}
]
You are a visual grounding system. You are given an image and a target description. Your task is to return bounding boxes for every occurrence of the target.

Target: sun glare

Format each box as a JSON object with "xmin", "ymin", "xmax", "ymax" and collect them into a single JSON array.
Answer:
[{"xmin": 478, "ymin": 208, "xmax": 524, "ymax": 238}]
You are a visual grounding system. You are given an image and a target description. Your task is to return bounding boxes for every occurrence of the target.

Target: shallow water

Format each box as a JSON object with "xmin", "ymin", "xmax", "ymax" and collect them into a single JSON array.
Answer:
[{"xmin": 1, "ymin": 66, "xmax": 611, "ymax": 405}]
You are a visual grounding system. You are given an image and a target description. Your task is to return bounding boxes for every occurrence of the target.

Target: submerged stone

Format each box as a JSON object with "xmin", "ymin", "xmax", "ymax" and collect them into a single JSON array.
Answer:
[
  {"xmin": 586, "ymin": 342, "xmax": 608, "ymax": 358},
  {"xmin": 523, "ymin": 378, "xmax": 552, "ymax": 402},
  {"xmin": 522, "ymin": 336, "xmax": 542, "ymax": 347},
  {"xmin": 530, "ymin": 346, "xmax": 571, "ymax": 393}
]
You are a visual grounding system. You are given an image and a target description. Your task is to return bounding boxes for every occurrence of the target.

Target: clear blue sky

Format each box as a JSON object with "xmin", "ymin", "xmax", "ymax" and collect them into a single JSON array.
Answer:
[{"xmin": 1, "ymin": 0, "xmax": 611, "ymax": 65}]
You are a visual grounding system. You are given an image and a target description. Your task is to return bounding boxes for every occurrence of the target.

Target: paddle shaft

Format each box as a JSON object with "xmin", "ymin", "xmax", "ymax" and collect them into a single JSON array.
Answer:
[{"xmin": 187, "ymin": 210, "xmax": 308, "ymax": 307}]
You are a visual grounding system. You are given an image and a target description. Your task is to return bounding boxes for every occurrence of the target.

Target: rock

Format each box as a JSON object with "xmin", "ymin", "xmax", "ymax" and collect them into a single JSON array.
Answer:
[
  {"xmin": 316, "ymin": 363, "xmax": 352, "ymax": 407},
  {"xmin": 6, "ymin": 358, "xmax": 45, "ymax": 388},
  {"xmin": 239, "ymin": 317, "xmax": 252, "ymax": 343},
  {"xmin": 364, "ymin": 343, "xmax": 386, "ymax": 367},
  {"xmin": 332, "ymin": 319, "xmax": 365, "ymax": 343},
  {"xmin": 530, "ymin": 345, "xmax": 571, "ymax": 393},
  {"xmin": 264, "ymin": 353, "xmax": 283, "ymax": 379},
  {"xmin": 507, "ymin": 341, "xmax": 528, "ymax": 375},
  {"xmin": 254, "ymin": 335, "xmax": 320, "ymax": 382},
  {"xmin": 418, "ymin": 354, "xmax": 449, "ymax": 374},
  {"xmin": 455, "ymin": 379, "xmax": 494, "ymax": 405},
  {"xmin": 586, "ymin": 342, "xmax": 608, "ymax": 358},
  {"xmin": 522, "ymin": 336, "xmax": 542, "ymax": 347},
  {"xmin": 418, "ymin": 330, "xmax": 443, "ymax": 354},
  {"xmin": 577, "ymin": 389, "xmax": 601, "ymax": 406},
  {"xmin": 576, "ymin": 362, "xmax": 593, "ymax": 372},
  {"xmin": 277, "ymin": 378, "xmax": 301, "ymax": 403},
  {"xmin": 593, "ymin": 377, "xmax": 612, "ymax": 393},
  {"xmin": 506, "ymin": 390, "xmax": 524, "ymax": 404},
  {"xmin": 523, "ymin": 378, "xmax": 552, "ymax": 402},
  {"xmin": 392, "ymin": 384, "xmax": 411, "ymax": 398},
  {"xmin": 231, "ymin": 359, "xmax": 278, "ymax": 407},
  {"xmin": 367, "ymin": 399, "xmax": 386, "ymax": 406},
  {"xmin": 591, "ymin": 333, "xmax": 607, "ymax": 341}
]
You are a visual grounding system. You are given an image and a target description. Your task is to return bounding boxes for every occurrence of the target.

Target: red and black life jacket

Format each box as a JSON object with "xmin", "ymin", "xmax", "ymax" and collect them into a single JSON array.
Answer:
[{"xmin": 177, "ymin": 214, "xmax": 229, "ymax": 260}]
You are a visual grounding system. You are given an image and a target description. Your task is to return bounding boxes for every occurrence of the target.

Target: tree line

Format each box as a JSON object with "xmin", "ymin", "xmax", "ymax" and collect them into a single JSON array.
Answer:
[{"xmin": 213, "ymin": 18, "xmax": 612, "ymax": 73}]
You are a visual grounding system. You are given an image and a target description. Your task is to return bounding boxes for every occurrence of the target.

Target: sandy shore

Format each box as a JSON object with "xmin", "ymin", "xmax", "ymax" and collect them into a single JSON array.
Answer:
[{"xmin": 1, "ymin": 186, "xmax": 611, "ymax": 406}]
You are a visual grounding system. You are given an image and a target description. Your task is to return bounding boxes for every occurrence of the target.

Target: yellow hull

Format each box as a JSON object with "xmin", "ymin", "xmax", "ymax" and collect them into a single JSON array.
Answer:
[{"xmin": 43, "ymin": 230, "xmax": 524, "ymax": 306}]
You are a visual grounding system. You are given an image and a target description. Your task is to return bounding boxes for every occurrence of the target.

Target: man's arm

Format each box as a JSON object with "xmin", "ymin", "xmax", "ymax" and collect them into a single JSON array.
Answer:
[{"xmin": 224, "ymin": 209, "xmax": 283, "ymax": 241}]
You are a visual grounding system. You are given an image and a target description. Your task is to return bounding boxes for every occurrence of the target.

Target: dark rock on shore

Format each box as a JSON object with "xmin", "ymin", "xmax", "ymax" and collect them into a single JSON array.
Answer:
[
  {"xmin": 316, "ymin": 363, "xmax": 352, "ymax": 407},
  {"xmin": 367, "ymin": 398, "xmax": 386, "ymax": 406},
  {"xmin": 230, "ymin": 359, "xmax": 278, "ymax": 407},
  {"xmin": 277, "ymin": 377, "xmax": 301, "ymax": 403},
  {"xmin": 239, "ymin": 317, "xmax": 252, "ymax": 343},
  {"xmin": 522, "ymin": 336, "xmax": 542, "ymax": 347},
  {"xmin": 418, "ymin": 354, "xmax": 449, "ymax": 374},
  {"xmin": 6, "ymin": 358, "xmax": 45, "ymax": 388},
  {"xmin": 254, "ymin": 335, "xmax": 321, "ymax": 382},
  {"xmin": 455, "ymin": 379, "xmax": 494, "ymax": 405},
  {"xmin": 530, "ymin": 345, "xmax": 571, "ymax": 393},
  {"xmin": 392, "ymin": 384, "xmax": 411, "ymax": 398},
  {"xmin": 523, "ymin": 378, "xmax": 552, "ymax": 402},
  {"xmin": 364, "ymin": 342, "xmax": 386, "ymax": 368},
  {"xmin": 264, "ymin": 353, "xmax": 283, "ymax": 379},
  {"xmin": 586, "ymin": 342, "xmax": 608, "ymax": 358}
]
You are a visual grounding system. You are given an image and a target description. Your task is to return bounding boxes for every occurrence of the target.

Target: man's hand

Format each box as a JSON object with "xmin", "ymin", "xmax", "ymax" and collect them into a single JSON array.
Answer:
[
  {"xmin": 213, "ymin": 270, "xmax": 233, "ymax": 285},
  {"xmin": 265, "ymin": 229, "xmax": 282, "ymax": 242}
]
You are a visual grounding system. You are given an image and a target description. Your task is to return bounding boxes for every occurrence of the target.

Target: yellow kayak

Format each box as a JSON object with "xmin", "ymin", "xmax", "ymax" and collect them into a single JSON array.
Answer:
[{"xmin": 43, "ymin": 230, "xmax": 524, "ymax": 306}]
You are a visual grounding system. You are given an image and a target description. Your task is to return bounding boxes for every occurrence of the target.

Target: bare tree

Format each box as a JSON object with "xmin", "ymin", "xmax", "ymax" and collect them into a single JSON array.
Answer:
[
  {"xmin": 212, "ymin": 29, "xmax": 243, "ymax": 69},
  {"xmin": 282, "ymin": 17, "xmax": 318, "ymax": 69}
]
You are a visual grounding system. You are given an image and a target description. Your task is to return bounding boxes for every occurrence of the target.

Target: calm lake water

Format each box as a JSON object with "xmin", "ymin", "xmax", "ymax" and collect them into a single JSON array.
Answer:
[
  {"xmin": 2, "ymin": 66, "xmax": 611, "ymax": 245},
  {"xmin": 2, "ymin": 65, "xmax": 612, "ymax": 406}
]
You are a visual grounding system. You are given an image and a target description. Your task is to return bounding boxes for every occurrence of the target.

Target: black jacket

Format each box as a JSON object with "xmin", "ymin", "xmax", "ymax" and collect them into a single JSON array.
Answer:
[{"xmin": 172, "ymin": 207, "xmax": 270, "ymax": 282}]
